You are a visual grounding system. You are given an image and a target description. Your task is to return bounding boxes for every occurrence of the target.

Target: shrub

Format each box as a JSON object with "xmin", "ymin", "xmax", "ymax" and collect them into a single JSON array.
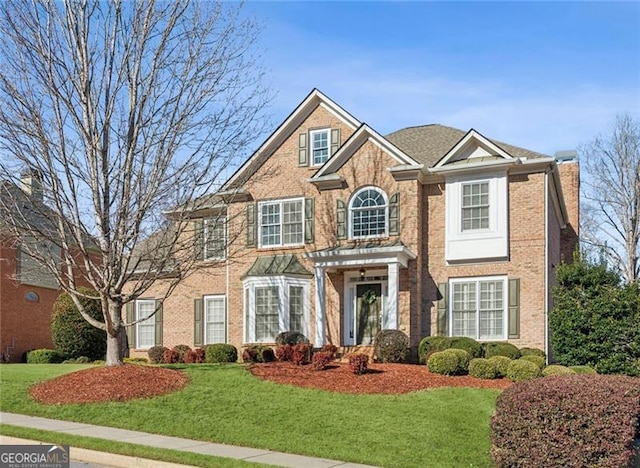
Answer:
[
  {"xmin": 469, "ymin": 358, "xmax": 498, "ymax": 379},
  {"xmin": 320, "ymin": 344, "xmax": 338, "ymax": 359},
  {"xmin": 184, "ymin": 348, "xmax": 205, "ymax": 364},
  {"xmin": 261, "ymin": 347, "xmax": 275, "ymax": 363},
  {"xmin": 542, "ymin": 364, "xmax": 576, "ymax": 376},
  {"xmin": 374, "ymin": 329, "xmax": 409, "ymax": 363},
  {"xmin": 483, "ymin": 342, "xmax": 521, "ymax": 360},
  {"xmin": 62, "ymin": 356, "xmax": 91, "ymax": 364},
  {"xmin": 27, "ymin": 349, "xmax": 65, "ymax": 364},
  {"xmin": 418, "ymin": 336, "xmax": 452, "ymax": 364},
  {"xmin": 491, "ymin": 374, "xmax": 640, "ymax": 468},
  {"xmin": 205, "ymin": 344, "xmax": 238, "ymax": 363},
  {"xmin": 519, "ymin": 347, "xmax": 546, "ymax": 358},
  {"xmin": 292, "ymin": 343, "xmax": 311, "ymax": 366},
  {"xmin": 51, "ymin": 287, "xmax": 106, "ymax": 361},
  {"xmin": 488, "ymin": 356, "xmax": 512, "ymax": 378},
  {"xmin": 242, "ymin": 345, "xmax": 266, "ymax": 363},
  {"xmin": 147, "ymin": 346, "xmax": 168, "ymax": 364},
  {"xmin": 427, "ymin": 349, "xmax": 469, "ymax": 376},
  {"xmin": 569, "ymin": 365, "xmax": 597, "ymax": 374},
  {"xmin": 348, "ymin": 354, "xmax": 369, "ymax": 375},
  {"xmin": 274, "ymin": 344, "xmax": 293, "ymax": 362},
  {"xmin": 172, "ymin": 345, "xmax": 191, "ymax": 363},
  {"xmin": 448, "ymin": 337, "xmax": 483, "ymax": 359},
  {"xmin": 162, "ymin": 348, "xmax": 179, "ymax": 364},
  {"xmin": 275, "ymin": 331, "xmax": 309, "ymax": 346},
  {"xmin": 312, "ymin": 351, "xmax": 333, "ymax": 371},
  {"xmin": 506, "ymin": 359, "xmax": 540, "ymax": 382},
  {"xmin": 519, "ymin": 355, "xmax": 545, "ymax": 369}
]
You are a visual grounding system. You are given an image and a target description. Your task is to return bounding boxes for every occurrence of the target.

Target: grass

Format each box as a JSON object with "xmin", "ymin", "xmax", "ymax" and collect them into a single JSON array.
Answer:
[
  {"xmin": 0, "ymin": 425, "xmax": 273, "ymax": 468},
  {"xmin": 0, "ymin": 363, "xmax": 501, "ymax": 467}
]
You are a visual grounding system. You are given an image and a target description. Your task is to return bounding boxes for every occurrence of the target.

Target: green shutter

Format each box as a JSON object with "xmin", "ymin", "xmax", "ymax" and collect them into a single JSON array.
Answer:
[
  {"xmin": 437, "ymin": 283, "xmax": 449, "ymax": 337},
  {"xmin": 304, "ymin": 198, "xmax": 315, "ymax": 244},
  {"xmin": 336, "ymin": 199, "xmax": 346, "ymax": 240},
  {"xmin": 508, "ymin": 279, "xmax": 520, "ymax": 339},
  {"xmin": 389, "ymin": 192, "xmax": 400, "ymax": 236},
  {"xmin": 126, "ymin": 302, "xmax": 136, "ymax": 349},
  {"xmin": 194, "ymin": 298, "xmax": 204, "ymax": 347},
  {"xmin": 246, "ymin": 203, "xmax": 256, "ymax": 248},
  {"xmin": 154, "ymin": 300, "xmax": 163, "ymax": 346},
  {"xmin": 330, "ymin": 128, "xmax": 341, "ymax": 155},
  {"xmin": 194, "ymin": 219, "xmax": 204, "ymax": 260},
  {"xmin": 298, "ymin": 132, "xmax": 308, "ymax": 167}
]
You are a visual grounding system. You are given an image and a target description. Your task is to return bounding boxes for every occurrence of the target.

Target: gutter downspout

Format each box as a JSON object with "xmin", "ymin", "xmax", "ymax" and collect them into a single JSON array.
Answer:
[{"xmin": 544, "ymin": 169, "xmax": 549, "ymax": 364}]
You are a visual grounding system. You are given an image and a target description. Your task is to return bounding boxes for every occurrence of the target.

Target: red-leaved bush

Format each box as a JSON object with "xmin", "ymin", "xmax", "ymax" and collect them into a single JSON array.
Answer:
[
  {"xmin": 275, "ymin": 344, "xmax": 293, "ymax": 362},
  {"xmin": 312, "ymin": 351, "xmax": 333, "ymax": 371},
  {"xmin": 162, "ymin": 348, "xmax": 179, "ymax": 364},
  {"xmin": 320, "ymin": 344, "xmax": 338, "ymax": 359},
  {"xmin": 292, "ymin": 343, "xmax": 310, "ymax": 366},
  {"xmin": 491, "ymin": 374, "xmax": 640, "ymax": 468},
  {"xmin": 348, "ymin": 354, "xmax": 369, "ymax": 375},
  {"xmin": 183, "ymin": 348, "xmax": 205, "ymax": 364}
]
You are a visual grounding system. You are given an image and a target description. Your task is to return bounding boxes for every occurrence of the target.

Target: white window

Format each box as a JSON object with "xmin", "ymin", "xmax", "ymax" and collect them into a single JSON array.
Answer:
[
  {"xmin": 243, "ymin": 277, "xmax": 310, "ymax": 343},
  {"xmin": 258, "ymin": 198, "xmax": 304, "ymax": 248},
  {"xmin": 461, "ymin": 182, "xmax": 490, "ymax": 231},
  {"xmin": 204, "ymin": 217, "xmax": 226, "ymax": 260},
  {"xmin": 136, "ymin": 299, "xmax": 156, "ymax": 349},
  {"xmin": 204, "ymin": 295, "xmax": 226, "ymax": 344},
  {"xmin": 310, "ymin": 129, "xmax": 329, "ymax": 166},
  {"xmin": 450, "ymin": 277, "xmax": 507, "ymax": 340},
  {"xmin": 349, "ymin": 187, "xmax": 388, "ymax": 239}
]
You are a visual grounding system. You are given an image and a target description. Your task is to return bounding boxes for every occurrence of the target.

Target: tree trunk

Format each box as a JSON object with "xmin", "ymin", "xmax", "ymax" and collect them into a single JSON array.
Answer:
[{"xmin": 105, "ymin": 300, "xmax": 128, "ymax": 366}]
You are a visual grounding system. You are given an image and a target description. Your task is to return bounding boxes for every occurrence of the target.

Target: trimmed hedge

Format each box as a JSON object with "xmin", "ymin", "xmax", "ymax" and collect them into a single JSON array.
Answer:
[
  {"xmin": 205, "ymin": 344, "xmax": 238, "ymax": 363},
  {"xmin": 519, "ymin": 347, "xmax": 546, "ymax": 358},
  {"xmin": 506, "ymin": 359, "xmax": 540, "ymax": 382},
  {"xmin": 172, "ymin": 345, "xmax": 191, "ymax": 363},
  {"xmin": 275, "ymin": 331, "xmax": 309, "ymax": 346},
  {"xmin": 418, "ymin": 336, "xmax": 451, "ymax": 364},
  {"xmin": 519, "ymin": 355, "xmax": 545, "ymax": 369},
  {"xmin": 449, "ymin": 337, "xmax": 483, "ymax": 359},
  {"xmin": 469, "ymin": 358, "xmax": 498, "ymax": 379},
  {"xmin": 491, "ymin": 374, "xmax": 640, "ymax": 467},
  {"xmin": 27, "ymin": 349, "xmax": 65, "ymax": 364},
  {"xmin": 488, "ymin": 356, "xmax": 512, "ymax": 378},
  {"xmin": 242, "ymin": 344, "xmax": 268, "ymax": 363},
  {"xmin": 483, "ymin": 342, "xmax": 521, "ymax": 360},
  {"xmin": 148, "ymin": 346, "xmax": 168, "ymax": 364},
  {"xmin": 428, "ymin": 349, "xmax": 470, "ymax": 376},
  {"xmin": 542, "ymin": 364, "xmax": 576, "ymax": 377},
  {"xmin": 569, "ymin": 365, "xmax": 597, "ymax": 374},
  {"xmin": 374, "ymin": 329, "xmax": 409, "ymax": 363}
]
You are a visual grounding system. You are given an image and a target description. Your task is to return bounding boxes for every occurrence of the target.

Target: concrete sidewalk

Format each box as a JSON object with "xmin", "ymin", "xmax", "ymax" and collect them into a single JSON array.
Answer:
[{"xmin": 0, "ymin": 412, "xmax": 377, "ymax": 468}]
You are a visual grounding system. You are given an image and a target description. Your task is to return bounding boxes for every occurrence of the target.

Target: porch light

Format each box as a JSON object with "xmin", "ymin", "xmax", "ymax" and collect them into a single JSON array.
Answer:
[{"xmin": 359, "ymin": 267, "xmax": 365, "ymax": 279}]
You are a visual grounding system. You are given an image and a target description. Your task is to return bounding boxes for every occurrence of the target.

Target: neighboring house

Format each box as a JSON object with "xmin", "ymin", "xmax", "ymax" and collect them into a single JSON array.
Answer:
[
  {"xmin": 131, "ymin": 89, "xmax": 579, "ymax": 358},
  {"xmin": 0, "ymin": 172, "xmax": 64, "ymax": 362}
]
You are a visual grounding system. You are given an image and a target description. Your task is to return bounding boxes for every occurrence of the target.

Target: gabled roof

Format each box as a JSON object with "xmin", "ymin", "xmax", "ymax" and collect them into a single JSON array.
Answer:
[
  {"xmin": 222, "ymin": 89, "xmax": 361, "ymax": 190},
  {"xmin": 241, "ymin": 254, "xmax": 313, "ymax": 279},
  {"xmin": 433, "ymin": 129, "xmax": 515, "ymax": 168}
]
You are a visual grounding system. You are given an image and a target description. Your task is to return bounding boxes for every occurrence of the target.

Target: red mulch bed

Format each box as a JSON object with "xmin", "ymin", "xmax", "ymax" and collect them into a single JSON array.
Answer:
[
  {"xmin": 249, "ymin": 361, "xmax": 512, "ymax": 394},
  {"xmin": 30, "ymin": 364, "xmax": 189, "ymax": 404}
]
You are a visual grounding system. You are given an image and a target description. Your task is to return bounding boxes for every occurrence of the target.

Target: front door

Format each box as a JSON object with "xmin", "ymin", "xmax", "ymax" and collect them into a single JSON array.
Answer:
[{"xmin": 356, "ymin": 283, "xmax": 382, "ymax": 345}]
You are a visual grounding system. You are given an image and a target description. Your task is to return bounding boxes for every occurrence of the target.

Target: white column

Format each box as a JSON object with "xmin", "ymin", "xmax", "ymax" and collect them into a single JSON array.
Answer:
[
  {"xmin": 387, "ymin": 262, "xmax": 400, "ymax": 329},
  {"xmin": 314, "ymin": 266, "xmax": 326, "ymax": 346}
]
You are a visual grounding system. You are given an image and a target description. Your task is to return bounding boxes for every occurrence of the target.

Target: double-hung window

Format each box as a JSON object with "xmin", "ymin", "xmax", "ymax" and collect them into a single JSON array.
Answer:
[
  {"xmin": 450, "ymin": 277, "xmax": 506, "ymax": 340},
  {"xmin": 461, "ymin": 182, "xmax": 490, "ymax": 231},
  {"xmin": 204, "ymin": 217, "xmax": 226, "ymax": 260},
  {"xmin": 310, "ymin": 129, "xmax": 329, "ymax": 166},
  {"xmin": 349, "ymin": 187, "xmax": 388, "ymax": 238},
  {"xmin": 259, "ymin": 198, "xmax": 304, "ymax": 248},
  {"xmin": 204, "ymin": 295, "xmax": 226, "ymax": 344},
  {"xmin": 135, "ymin": 299, "xmax": 156, "ymax": 349}
]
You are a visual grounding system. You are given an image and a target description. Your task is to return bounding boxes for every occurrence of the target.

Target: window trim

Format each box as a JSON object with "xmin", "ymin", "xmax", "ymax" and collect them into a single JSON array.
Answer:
[
  {"xmin": 348, "ymin": 186, "xmax": 389, "ymax": 240},
  {"xmin": 135, "ymin": 299, "xmax": 156, "ymax": 349},
  {"xmin": 310, "ymin": 128, "xmax": 330, "ymax": 166},
  {"xmin": 449, "ymin": 276, "xmax": 508, "ymax": 341},
  {"xmin": 460, "ymin": 181, "xmax": 490, "ymax": 232},
  {"xmin": 203, "ymin": 295, "xmax": 226, "ymax": 344},
  {"xmin": 203, "ymin": 216, "xmax": 226, "ymax": 261},
  {"xmin": 242, "ymin": 276, "xmax": 310, "ymax": 343},
  {"xmin": 257, "ymin": 197, "xmax": 305, "ymax": 248}
]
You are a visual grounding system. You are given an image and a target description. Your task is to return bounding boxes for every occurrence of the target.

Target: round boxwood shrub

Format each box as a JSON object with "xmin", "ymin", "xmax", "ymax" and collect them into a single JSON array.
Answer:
[
  {"xmin": 374, "ymin": 329, "xmax": 409, "ymax": 363},
  {"xmin": 519, "ymin": 355, "xmax": 545, "ymax": 369},
  {"xmin": 428, "ymin": 349, "xmax": 470, "ymax": 375},
  {"xmin": 205, "ymin": 344, "xmax": 238, "ymax": 363},
  {"xmin": 27, "ymin": 349, "xmax": 65, "ymax": 364},
  {"xmin": 489, "ymin": 356, "xmax": 513, "ymax": 378},
  {"xmin": 519, "ymin": 347, "xmax": 546, "ymax": 358},
  {"xmin": 569, "ymin": 365, "xmax": 597, "ymax": 374},
  {"xmin": 506, "ymin": 359, "xmax": 540, "ymax": 382},
  {"xmin": 449, "ymin": 337, "xmax": 483, "ymax": 359},
  {"xmin": 51, "ymin": 287, "xmax": 106, "ymax": 361},
  {"xmin": 275, "ymin": 331, "xmax": 309, "ymax": 346},
  {"xmin": 148, "ymin": 346, "xmax": 168, "ymax": 364},
  {"xmin": 542, "ymin": 364, "xmax": 576, "ymax": 377},
  {"xmin": 469, "ymin": 358, "xmax": 498, "ymax": 379},
  {"xmin": 418, "ymin": 336, "xmax": 452, "ymax": 364},
  {"xmin": 483, "ymin": 342, "xmax": 521, "ymax": 360}
]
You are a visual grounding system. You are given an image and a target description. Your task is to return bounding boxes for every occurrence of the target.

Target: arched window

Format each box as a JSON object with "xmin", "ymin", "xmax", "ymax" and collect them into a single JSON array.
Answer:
[{"xmin": 349, "ymin": 187, "xmax": 388, "ymax": 238}]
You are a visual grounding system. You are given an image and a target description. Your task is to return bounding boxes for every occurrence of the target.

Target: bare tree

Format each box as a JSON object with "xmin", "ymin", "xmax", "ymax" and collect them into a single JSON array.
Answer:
[
  {"xmin": 581, "ymin": 114, "xmax": 640, "ymax": 283},
  {"xmin": 0, "ymin": 0, "xmax": 270, "ymax": 365}
]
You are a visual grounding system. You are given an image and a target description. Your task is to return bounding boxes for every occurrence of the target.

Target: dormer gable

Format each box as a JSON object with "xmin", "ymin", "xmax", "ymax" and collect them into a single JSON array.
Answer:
[{"xmin": 433, "ymin": 129, "xmax": 516, "ymax": 171}]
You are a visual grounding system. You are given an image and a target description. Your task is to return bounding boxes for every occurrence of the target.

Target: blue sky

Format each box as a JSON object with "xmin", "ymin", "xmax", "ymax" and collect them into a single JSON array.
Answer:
[{"xmin": 245, "ymin": 1, "xmax": 640, "ymax": 156}]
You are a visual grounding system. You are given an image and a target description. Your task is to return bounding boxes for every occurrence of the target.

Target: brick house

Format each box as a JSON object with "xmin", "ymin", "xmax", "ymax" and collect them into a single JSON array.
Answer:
[{"xmin": 130, "ymin": 89, "xmax": 579, "ymax": 359}]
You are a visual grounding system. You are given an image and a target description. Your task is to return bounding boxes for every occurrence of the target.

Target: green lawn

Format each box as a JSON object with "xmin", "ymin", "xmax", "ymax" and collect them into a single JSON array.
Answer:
[{"xmin": 0, "ymin": 364, "xmax": 500, "ymax": 467}]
